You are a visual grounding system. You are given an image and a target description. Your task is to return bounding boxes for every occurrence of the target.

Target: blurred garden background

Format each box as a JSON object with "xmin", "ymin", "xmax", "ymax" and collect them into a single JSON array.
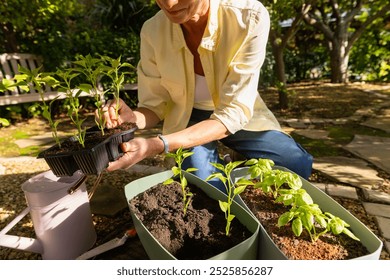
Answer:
[{"xmin": 0, "ymin": 0, "xmax": 389, "ymax": 123}]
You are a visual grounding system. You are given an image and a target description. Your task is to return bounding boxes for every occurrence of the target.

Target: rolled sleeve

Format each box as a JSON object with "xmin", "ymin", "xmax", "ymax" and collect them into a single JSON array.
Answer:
[{"xmin": 210, "ymin": 5, "xmax": 270, "ymax": 134}]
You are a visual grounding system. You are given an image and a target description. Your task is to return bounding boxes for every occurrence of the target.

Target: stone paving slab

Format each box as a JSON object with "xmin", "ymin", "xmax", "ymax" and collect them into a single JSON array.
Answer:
[
  {"xmin": 376, "ymin": 217, "xmax": 390, "ymax": 240},
  {"xmin": 344, "ymin": 134, "xmax": 390, "ymax": 174},
  {"xmin": 363, "ymin": 202, "xmax": 390, "ymax": 218},
  {"xmin": 89, "ymin": 181, "xmax": 128, "ymax": 217},
  {"xmin": 313, "ymin": 156, "xmax": 384, "ymax": 189},
  {"xmin": 0, "ymin": 163, "xmax": 5, "ymax": 175},
  {"xmin": 310, "ymin": 183, "xmax": 326, "ymax": 193},
  {"xmin": 292, "ymin": 129, "xmax": 330, "ymax": 140},
  {"xmin": 386, "ymin": 241, "xmax": 390, "ymax": 255},
  {"xmin": 361, "ymin": 117, "xmax": 390, "ymax": 133},
  {"xmin": 324, "ymin": 183, "xmax": 359, "ymax": 200},
  {"xmin": 362, "ymin": 189, "xmax": 390, "ymax": 205},
  {"xmin": 14, "ymin": 133, "xmax": 55, "ymax": 148}
]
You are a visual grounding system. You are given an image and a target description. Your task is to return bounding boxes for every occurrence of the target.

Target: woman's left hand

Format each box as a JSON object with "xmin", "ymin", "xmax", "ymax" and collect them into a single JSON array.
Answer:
[{"xmin": 106, "ymin": 136, "xmax": 163, "ymax": 171}]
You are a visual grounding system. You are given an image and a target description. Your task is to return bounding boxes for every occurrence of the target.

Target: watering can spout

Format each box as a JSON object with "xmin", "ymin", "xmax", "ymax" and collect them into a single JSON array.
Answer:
[{"xmin": 0, "ymin": 234, "xmax": 43, "ymax": 254}]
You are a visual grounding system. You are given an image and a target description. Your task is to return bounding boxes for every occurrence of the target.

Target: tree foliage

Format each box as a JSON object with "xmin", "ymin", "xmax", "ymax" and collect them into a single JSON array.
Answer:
[
  {"xmin": 303, "ymin": 0, "xmax": 390, "ymax": 83},
  {"xmin": 263, "ymin": 0, "xmax": 315, "ymax": 109},
  {"xmin": 0, "ymin": 0, "xmax": 158, "ymax": 72}
]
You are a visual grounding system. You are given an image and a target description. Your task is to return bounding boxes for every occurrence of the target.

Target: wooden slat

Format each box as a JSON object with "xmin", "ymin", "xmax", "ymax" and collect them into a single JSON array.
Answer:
[{"xmin": 0, "ymin": 53, "xmax": 59, "ymax": 105}]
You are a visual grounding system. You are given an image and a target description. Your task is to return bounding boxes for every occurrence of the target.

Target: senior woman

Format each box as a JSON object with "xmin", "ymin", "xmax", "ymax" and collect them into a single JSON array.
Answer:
[{"xmin": 101, "ymin": 0, "xmax": 313, "ymax": 190}]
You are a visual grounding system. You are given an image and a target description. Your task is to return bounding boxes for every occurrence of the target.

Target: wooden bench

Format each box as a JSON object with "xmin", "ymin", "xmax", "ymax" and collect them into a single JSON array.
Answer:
[
  {"xmin": 0, "ymin": 53, "xmax": 138, "ymax": 107},
  {"xmin": 0, "ymin": 53, "xmax": 65, "ymax": 106}
]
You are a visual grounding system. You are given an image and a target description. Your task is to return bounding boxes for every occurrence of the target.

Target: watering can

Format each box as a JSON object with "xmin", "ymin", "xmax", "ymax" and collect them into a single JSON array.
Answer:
[{"xmin": 0, "ymin": 170, "xmax": 97, "ymax": 259}]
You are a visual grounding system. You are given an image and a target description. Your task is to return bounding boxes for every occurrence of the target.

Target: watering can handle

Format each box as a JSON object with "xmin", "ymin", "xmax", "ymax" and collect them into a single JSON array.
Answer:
[{"xmin": 67, "ymin": 175, "xmax": 87, "ymax": 195}]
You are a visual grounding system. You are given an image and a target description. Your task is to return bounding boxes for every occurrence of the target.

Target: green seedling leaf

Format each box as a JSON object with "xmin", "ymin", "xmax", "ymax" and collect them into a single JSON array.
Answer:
[
  {"xmin": 342, "ymin": 228, "xmax": 360, "ymax": 241},
  {"xmin": 164, "ymin": 148, "xmax": 197, "ymax": 215},
  {"xmin": 301, "ymin": 212, "xmax": 314, "ymax": 231},
  {"xmin": 328, "ymin": 217, "xmax": 345, "ymax": 235},
  {"xmin": 0, "ymin": 118, "xmax": 10, "ymax": 127},
  {"xmin": 285, "ymin": 173, "xmax": 302, "ymax": 190},
  {"xmin": 163, "ymin": 178, "xmax": 175, "ymax": 185},
  {"xmin": 181, "ymin": 176, "xmax": 188, "ymax": 188},
  {"xmin": 219, "ymin": 200, "xmax": 229, "ymax": 213},
  {"xmin": 209, "ymin": 162, "xmax": 226, "ymax": 173},
  {"xmin": 245, "ymin": 158, "xmax": 258, "ymax": 166},
  {"xmin": 227, "ymin": 214, "xmax": 235, "ymax": 222},
  {"xmin": 185, "ymin": 167, "xmax": 198, "ymax": 173},
  {"xmin": 171, "ymin": 166, "xmax": 180, "ymax": 176},
  {"xmin": 315, "ymin": 214, "xmax": 328, "ymax": 229},
  {"xmin": 234, "ymin": 185, "xmax": 247, "ymax": 196},
  {"xmin": 278, "ymin": 211, "xmax": 294, "ymax": 227},
  {"xmin": 208, "ymin": 160, "xmax": 253, "ymax": 236},
  {"xmin": 206, "ymin": 173, "xmax": 227, "ymax": 184},
  {"xmin": 296, "ymin": 189, "xmax": 313, "ymax": 206},
  {"xmin": 292, "ymin": 217, "xmax": 303, "ymax": 237}
]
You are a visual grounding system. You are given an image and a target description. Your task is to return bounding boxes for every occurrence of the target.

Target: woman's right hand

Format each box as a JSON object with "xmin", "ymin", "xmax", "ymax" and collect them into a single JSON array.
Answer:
[{"xmin": 99, "ymin": 98, "xmax": 137, "ymax": 128}]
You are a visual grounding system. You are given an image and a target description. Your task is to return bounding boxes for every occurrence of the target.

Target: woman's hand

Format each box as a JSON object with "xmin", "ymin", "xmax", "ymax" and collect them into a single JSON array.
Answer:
[
  {"xmin": 99, "ymin": 98, "xmax": 136, "ymax": 128},
  {"xmin": 106, "ymin": 136, "xmax": 164, "ymax": 171}
]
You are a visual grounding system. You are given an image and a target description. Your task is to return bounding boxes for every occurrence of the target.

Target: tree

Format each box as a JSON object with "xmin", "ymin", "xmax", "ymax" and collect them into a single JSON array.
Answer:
[
  {"xmin": 264, "ymin": 0, "xmax": 315, "ymax": 109},
  {"xmin": 303, "ymin": 0, "xmax": 390, "ymax": 83},
  {"xmin": 0, "ymin": 0, "xmax": 83, "ymax": 53}
]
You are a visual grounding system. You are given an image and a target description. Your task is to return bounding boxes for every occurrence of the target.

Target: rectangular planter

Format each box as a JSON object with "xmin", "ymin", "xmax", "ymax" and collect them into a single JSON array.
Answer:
[
  {"xmin": 231, "ymin": 166, "xmax": 383, "ymax": 260},
  {"xmin": 125, "ymin": 170, "xmax": 260, "ymax": 260},
  {"xmin": 38, "ymin": 126, "xmax": 137, "ymax": 177},
  {"xmin": 37, "ymin": 140, "xmax": 80, "ymax": 177}
]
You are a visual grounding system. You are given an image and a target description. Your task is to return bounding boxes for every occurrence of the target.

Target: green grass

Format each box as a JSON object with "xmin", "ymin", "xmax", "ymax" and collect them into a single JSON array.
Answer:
[
  {"xmin": 12, "ymin": 130, "xmax": 30, "ymax": 139},
  {"xmin": 0, "ymin": 129, "xmax": 44, "ymax": 157},
  {"xmin": 327, "ymin": 124, "xmax": 390, "ymax": 145},
  {"xmin": 0, "ymin": 137, "xmax": 21, "ymax": 157},
  {"xmin": 19, "ymin": 146, "xmax": 42, "ymax": 156},
  {"xmin": 292, "ymin": 123, "xmax": 390, "ymax": 158},
  {"xmin": 292, "ymin": 135, "xmax": 345, "ymax": 158}
]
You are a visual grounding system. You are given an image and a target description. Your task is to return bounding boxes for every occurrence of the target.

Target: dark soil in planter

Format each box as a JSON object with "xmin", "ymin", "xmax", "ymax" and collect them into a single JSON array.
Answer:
[
  {"xmin": 129, "ymin": 181, "xmax": 252, "ymax": 260},
  {"xmin": 240, "ymin": 186, "xmax": 369, "ymax": 260}
]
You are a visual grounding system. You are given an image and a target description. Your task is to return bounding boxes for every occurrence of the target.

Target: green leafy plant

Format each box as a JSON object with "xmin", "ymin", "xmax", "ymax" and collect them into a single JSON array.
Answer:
[
  {"xmin": 0, "ymin": 118, "xmax": 10, "ymax": 127},
  {"xmin": 2, "ymin": 66, "xmax": 63, "ymax": 147},
  {"xmin": 206, "ymin": 160, "xmax": 254, "ymax": 236},
  {"xmin": 1, "ymin": 53, "xmax": 136, "ymax": 150},
  {"xmin": 55, "ymin": 68, "xmax": 87, "ymax": 148},
  {"xmin": 72, "ymin": 54, "xmax": 108, "ymax": 136},
  {"xmin": 244, "ymin": 158, "xmax": 360, "ymax": 243},
  {"xmin": 0, "ymin": 79, "xmax": 26, "ymax": 128},
  {"xmin": 163, "ymin": 147, "xmax": 198, "ymax": 216},
  {"xmin": 278, "ymin": 202, "xmax": 360, "ymax": 243},
  {"xmin": 102, "ymin": 55, "xmax": 134, "ymax": 119},
  {"xmin": 245, "ymin": 158, "xmax": 302, "ymax": 199}
]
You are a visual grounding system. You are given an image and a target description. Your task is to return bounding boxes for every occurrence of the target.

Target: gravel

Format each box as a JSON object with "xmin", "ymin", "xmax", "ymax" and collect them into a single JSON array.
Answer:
[{"xmin": 0, "ymin": 157, "xmax": 147, "ymax": 260}]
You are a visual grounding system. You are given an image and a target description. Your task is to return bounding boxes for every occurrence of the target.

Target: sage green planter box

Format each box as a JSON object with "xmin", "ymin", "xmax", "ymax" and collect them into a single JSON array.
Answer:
[
  {"xmin": 231, "ymin": 166, "xmax": 383, "ymax": 260},
  {"xmin": 125, "ymin": 170, "xmax": 260, "ymax": 260}
]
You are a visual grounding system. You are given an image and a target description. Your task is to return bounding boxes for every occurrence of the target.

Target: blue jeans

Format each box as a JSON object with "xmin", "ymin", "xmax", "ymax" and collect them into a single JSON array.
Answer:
[{"xmin": 182, "ymin": 109, "xmax": 313, "ymax": 192}]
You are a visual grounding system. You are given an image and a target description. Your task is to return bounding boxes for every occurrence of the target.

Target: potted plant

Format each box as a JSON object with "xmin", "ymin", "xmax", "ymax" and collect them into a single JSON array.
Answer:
[
  {"xmin": 1, "ymin": 54, "xmax": 138, "ymax": 176},
  {"xmin": 125, "ymin": 149, "xmax": 260, "ymax": 260},
  {"xmin": 230, "ymin": 158, "xmax": 384, "ymax": 260}
]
